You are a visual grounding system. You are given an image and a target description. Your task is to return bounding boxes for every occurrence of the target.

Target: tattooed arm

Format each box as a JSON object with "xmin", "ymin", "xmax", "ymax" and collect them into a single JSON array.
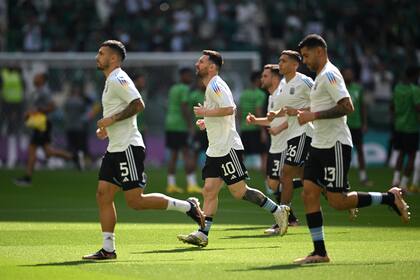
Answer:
[
  {"xmin": 97, "ymin": 98, "xmax": 144, "ymax": 128},
  {"xmin": 297, "ymin": 97, "xmax": 354, "ymax": 125}
]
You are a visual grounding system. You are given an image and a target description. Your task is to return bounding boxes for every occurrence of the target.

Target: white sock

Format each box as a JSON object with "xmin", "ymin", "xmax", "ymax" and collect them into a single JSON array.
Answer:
[
  {"xmin": 168, "ymin": 174, "xmax": 176, "ymax": 186},
  {"xmin": 359, "ymin": 170, "xmax": 367, "ymax": 181},
  {"xmin": 392, "ymin": 171, "xmax": 401, "ymax": 186},
  {"xmin": 102, "ymin": 232, "xmax": 115, "ymax": 252},
  {"xmin": 400, "ymin": 176, "xmax": 409, "ymax": 188},
  {"xmin": 187, "ymin": 173, "xmax": 197, "ymax": 186},
  {"xmin": 166, "ymin": 198, "xmax": 191, "ymax": 213}
]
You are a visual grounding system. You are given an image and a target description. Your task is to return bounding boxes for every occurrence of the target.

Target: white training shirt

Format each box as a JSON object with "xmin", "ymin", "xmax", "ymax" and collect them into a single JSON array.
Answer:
[
  {"xmin": 277, "ymin": 72, "xmax": 314, "ymax": 140},
  {"xmin": 102, "ymin": 67, "xmax": 144, "ymax": 152},
  {"xmin": 268, "ymin": 85, "xmax": 288, "ymax": 154},
  {"xmin": 204, "ymin": 75, "xmax": 244, "ymax": 157},
  {"xmin": 310, "ymin": 61, "xmax": 353, "ymax": 148}
]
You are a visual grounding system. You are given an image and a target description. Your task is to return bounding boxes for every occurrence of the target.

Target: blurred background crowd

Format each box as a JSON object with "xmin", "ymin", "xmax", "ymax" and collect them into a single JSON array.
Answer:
[{"xmin": 0, "ymin": 0, "xmax": 418, "ymax": 171}]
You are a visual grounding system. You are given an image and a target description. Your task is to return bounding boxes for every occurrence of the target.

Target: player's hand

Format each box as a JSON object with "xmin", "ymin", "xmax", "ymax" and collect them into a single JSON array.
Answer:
[
  {"xmin": 193, "ymin": 103, "xmax": 206, "ymax": 117},
  {"xmin": 297, "ymin": 110, "xmax": 315, "ymax": 125},
  {"xmin": 246, "ymin": 113, "xmax": 256, "ymax": 124},
  {"xmin": 97, "ymin": 116, "xmax": 115, "ymax": 128},
  {"xmin": 96, "ymin": 127, "xmax": 108, "ymax": 140},
  {"xmin": 266, "ymin": 111, "xmax": 277, "ymax": 121},
  {"xmin": 196, "ymin": 119, "xmax": 206, "ymax": 130},
  {"xmin": 285, "ymin": 106, "xmax": 298, "ymax": 116}
]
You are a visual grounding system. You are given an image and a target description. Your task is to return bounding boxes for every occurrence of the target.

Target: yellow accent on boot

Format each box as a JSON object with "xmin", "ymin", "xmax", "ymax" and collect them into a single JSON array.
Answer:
[
  {"xmin": 187, "ymin": 184, "xmax": 202, "ymax": 193},
  {"xmin": 166, "ymin": 184, "xmax": 184, "ymax": 193}
]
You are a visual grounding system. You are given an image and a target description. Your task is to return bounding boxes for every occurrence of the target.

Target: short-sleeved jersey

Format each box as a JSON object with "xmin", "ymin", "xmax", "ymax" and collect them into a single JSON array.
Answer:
[
  {"xmin": 102, "ymin": 68, "xmax": 144, "ymax": 152},
  {"xmin": 268, "ymin": 86, "xmax": 289, "ymax": 153},
  {"xmin": 189, "ymin": 88, "xmax": 205, "ymax": 131},
  {"xmin": 310, "ymin": 61, "xmax": 353, "ymax": 149},
  {"xmin": 393, "ymin": 83, "xmax": 420, "ymax": 133},
  {"xmin": 239, "ymin": 88, "xmax": 266, "ymax": 131},
  {"xmin": 204, "ymin": 75, "xmax": 243, "ymax": 157},
  {"xmin": 346, "ymin": 82, "xmax": 363, "ymax": 129},
  {"xmin": 165, "ymin": 83, "xmax": 190, "ymax": 132},
  {"xmin": 277, "ymin": 72, "xmax": 314, "ymax": 140}
]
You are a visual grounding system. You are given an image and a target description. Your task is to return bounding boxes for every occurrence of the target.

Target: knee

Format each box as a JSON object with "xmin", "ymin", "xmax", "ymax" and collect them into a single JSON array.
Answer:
[
  {"xmin": 230, "ymin": 187, "xmax": 244, "ymax": 200},
  {"xmin": 126, "ymin": 195, "xmax": 144, "ymax": 210},
  {"xmin": 96, "ymin": 188, "xmax": 111, "ymax": 205},
  {"xmin": 202, "ymin": 184, "xmax": 219, "ymax": 201}
]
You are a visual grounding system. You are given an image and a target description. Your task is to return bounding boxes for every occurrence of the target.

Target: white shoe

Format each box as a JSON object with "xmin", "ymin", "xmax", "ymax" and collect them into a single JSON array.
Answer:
[
  {"xmin": 273, "ymin": 205, "xmax": 290, "ymax": 236},
  {"xmin": 177, "ymin": 231, "xmax": 208, "ymax": 247}
]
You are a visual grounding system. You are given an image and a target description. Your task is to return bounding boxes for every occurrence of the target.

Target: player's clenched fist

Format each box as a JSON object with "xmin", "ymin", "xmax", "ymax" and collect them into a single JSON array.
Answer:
[
  {"xmin": 96, "ymin": 127, "xmax": 108, "ymax": 140},
  {"xmin": 246, "ymin": 113, "xmax": 256, "ymax": 124},
  {"xmin": 297, "ymin": 110, "xmax": 315, "ymax": 125},
  {"xmin": 196, "ymin": 119, "xmax": 206, "ymax": 130}
]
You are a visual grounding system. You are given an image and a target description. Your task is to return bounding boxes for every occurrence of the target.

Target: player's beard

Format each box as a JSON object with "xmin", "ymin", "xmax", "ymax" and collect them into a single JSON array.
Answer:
[{"xmin": 196, "ymin": 68, "xmax": 207, "ymax": 78}]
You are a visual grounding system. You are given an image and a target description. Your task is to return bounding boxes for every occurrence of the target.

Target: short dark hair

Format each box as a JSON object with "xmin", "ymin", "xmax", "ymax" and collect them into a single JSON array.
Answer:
[
  {"xmin": 281, "ymin": 50, "xmax": 301, "ymax": 63},
  {"xmin": 202, "ymin": 50, "xmax": 223, "ymax": 70},
  {"xmin": 264, "ymin": 64, "xmax": 281, "ymax": 77},
  {"xmin": 298, "ymin": 34, "xmax": 327, "ymax": 50},
  {"xmin": 101, "ymin": 40, "xmax": 126, "ymax": 61},
  {"xmin": 250, "ymin": 71, "xmax": 261, "ymax": 82}
]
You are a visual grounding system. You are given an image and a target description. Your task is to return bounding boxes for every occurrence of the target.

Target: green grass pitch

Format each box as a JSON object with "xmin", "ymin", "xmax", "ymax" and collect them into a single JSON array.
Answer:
[{"xmin": 0, "ymin": 167, "xmax": 419, "ymax": 279}]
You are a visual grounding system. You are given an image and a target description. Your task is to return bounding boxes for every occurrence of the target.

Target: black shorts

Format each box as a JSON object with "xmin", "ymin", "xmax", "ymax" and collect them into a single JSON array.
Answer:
[
  {"xmin": 202, "ymin": 149, "xmax": 249, "ymax": 185},
  {"xmin": 394, "ymin": 131, "xmax": 419, "ymax": 153},
  {"xmin": 350, "ymin": 128, "xmax": 363, "ymax": 147},
  {"xmin": 241, "ymin": 130, "xmax": 265, "ymax": 154},
  {"xmin": 266, "ymin": 151, "xmax": 286, "ymax": 179},
  {"xmin": 285, "ymin": 134, "xmax": 311, "ymax": 167},
  {"xmin": 165, "ymin": 131, "xmax": 189, "ymax": 150},
  {"xmin": 30, "ymin": 120, "xmax": 52, "ymax": 146},
  {"xmin": 99, "ymin": 145, "xmax": 147, "ymax": 191},
  {"xmin": 192, "ymin": 130, "xmax": 208, "ymax": 152},
  {"xmin": 304, "ymin": 142, "xmax": 352, "ymax": 193},
  {"xmin": 66, "ymin": 130, "xmax": 88, "ymax": 154}
]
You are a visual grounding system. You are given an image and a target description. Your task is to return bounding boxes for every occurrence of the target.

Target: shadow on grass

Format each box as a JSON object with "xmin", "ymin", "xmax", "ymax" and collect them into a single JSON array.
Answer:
[
  {"xmin": 222, "ymin": 226, "xmax": 268, "ymax": 231},
  {"xmin": 229, "ymin": 261, "xmax": 395, "ymax": 272},
  {"xmin": 137, "ymin": 245, "xmax": 282, "ymax": 254},
  {"xmin": 20, "ymin": 260, "xmax": 124, "ymax": 267},
  {"xmin": 138, "ymin": 247, "xmax": 224, "ymax": 254}
]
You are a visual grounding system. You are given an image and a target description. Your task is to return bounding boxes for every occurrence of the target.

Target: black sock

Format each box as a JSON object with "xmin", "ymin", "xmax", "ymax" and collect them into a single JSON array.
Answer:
[
  {"xmin": 356, "ymin": 192, "xmax": 372, "ymax": 208},
  {"xmin": 198, "ymin": 216, "xmax": 213, "ymax": 236},
  {"xmin": 293, "ymin": 179, "xmax": 303, "ymax": 189},
  {"xmin": 306, "ymin": 211, "xmax": 326, "ymax": 256},
  {"xmin": 381, "ymin": 192, "xmax": 394, "ymax": 205},
  {"xmin": 273, "ymin": 186, "xmax": 282, "ymax": 204}
]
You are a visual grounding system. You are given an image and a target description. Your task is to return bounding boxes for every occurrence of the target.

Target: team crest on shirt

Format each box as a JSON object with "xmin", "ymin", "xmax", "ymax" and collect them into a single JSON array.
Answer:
[{"xmin": 289, "ymin": 87, "xmax": 295, "ymax": 95}]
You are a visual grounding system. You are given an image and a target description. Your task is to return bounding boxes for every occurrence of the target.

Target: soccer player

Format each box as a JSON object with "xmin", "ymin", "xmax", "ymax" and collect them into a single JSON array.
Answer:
[
  {"xmin": 14, "ymin": 73, "xmax": 82, "ymax": 187},
  {"xmin": 247, "ymin": 64, "xmax": 293, "ymax": 234},
  {"xmin": 165, "ymin": 67, "xmax": 202, "ymax": 194},
  {"xmin": 343, "ymin": 67, "xmax": 372, "ymax": 186},
  {"xmin": 294, "ymin": 34, "xmax": 410, "ymax": 264},
  {"xmin": 391, "ymin": 66, "xmax": 420, "ymax": 192},
  {"xmin": 83, "ymin": 40, "xmax": 205, "ymax": 260},
  {"xmin": 177, "ymin": 50, "xmax": 290, "ymax": 247},
  {"xmin": 238, "ymin": 71, "xmax": 268, "ymax": 172},
  {"xmin": 265, "ymin": 50, "xmax": 314, "ymax": 229}
]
